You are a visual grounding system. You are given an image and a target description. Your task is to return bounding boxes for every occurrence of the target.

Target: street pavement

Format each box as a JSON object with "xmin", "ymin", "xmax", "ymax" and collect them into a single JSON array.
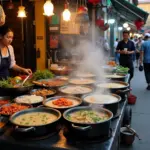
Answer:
[{"xmin": 120, "ymin": 68, "xmax": 150, "ymax": 150}]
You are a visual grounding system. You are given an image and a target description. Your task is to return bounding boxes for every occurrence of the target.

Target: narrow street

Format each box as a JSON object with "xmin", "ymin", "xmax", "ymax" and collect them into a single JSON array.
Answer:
[{"xmin": 121, "ymin": 68, "xmax": 150, "ymax": 150}]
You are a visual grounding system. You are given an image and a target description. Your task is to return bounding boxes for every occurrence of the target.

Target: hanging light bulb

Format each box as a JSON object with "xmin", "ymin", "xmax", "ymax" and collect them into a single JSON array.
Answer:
[
  {"xmin": 127, "ymin": 27, "xmax": 131, "ymax": 31},
  {"xmin": 43, "ymin": 0, "xmax": 54, "ymax": 16},
  {"xmin": 123, "ymin": 23, "xmax": 129, "ymax": 28},
  {"xmin": 17, "ymin": 6, "xmax": 26, "ymax": 18},
  {"xmin": 62, "ymin": 2, "xmax": 71, "ymax": 21},
  {"xmin": 108, "ymin": 19, "xmax": 115, "ymax": 24},
  {"xmin": 118, "ymin": 26, "xmax": 123, "ymax": 31}
]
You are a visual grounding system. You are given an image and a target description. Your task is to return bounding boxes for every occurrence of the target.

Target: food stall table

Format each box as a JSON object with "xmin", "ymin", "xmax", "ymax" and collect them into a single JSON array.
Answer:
[{"xmin": 0, "ymin": 99, "xmax": 127, "ymax": 150}]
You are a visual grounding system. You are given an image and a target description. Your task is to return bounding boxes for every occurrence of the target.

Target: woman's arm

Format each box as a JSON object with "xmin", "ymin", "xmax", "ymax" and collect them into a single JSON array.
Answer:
[{"xmin": 9, "ymin": 45, "xmax": 32, "ymax": 75}]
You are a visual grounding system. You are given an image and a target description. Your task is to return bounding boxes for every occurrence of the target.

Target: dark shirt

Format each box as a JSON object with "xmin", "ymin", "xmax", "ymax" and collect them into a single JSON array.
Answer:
[{"xmin": 116, "ymin": 40, "xmax": 135, "ymax": 64}]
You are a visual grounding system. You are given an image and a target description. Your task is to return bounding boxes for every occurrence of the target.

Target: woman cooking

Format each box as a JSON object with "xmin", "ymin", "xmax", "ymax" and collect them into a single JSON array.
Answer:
[{"xmin": 0, "ymin": 25, "xmax": 32, "ymax": 80}]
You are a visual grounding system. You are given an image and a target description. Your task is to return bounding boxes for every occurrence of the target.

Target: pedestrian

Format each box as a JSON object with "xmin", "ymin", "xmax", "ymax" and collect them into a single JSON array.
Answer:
[
  {"xmin": 136, "ymin": 37, "xmax": 143, "ymax": 68},
  {"xmin": 114, "ymin": 38, "xmax": 120, "ymax": 64},
  {"xmin": 116, "ymin": 30, "xmax": 135, "ymax": 83},
  {"xmin": 140, "ymin": 34, "xmax": 150, "ymax": 90}
]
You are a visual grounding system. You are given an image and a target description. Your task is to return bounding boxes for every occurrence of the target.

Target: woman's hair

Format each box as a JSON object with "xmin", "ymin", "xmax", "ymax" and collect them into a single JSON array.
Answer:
[{"xmin": 0, "ymin": 25, "xmax": 13, "ymax": 37}]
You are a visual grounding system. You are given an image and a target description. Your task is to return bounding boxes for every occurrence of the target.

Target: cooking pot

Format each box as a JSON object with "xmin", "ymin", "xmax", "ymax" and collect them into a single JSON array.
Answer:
[
  {"xmin": 105, "ymin": 73, "xmax": 127, "ymax": 82},
  {"xmin": 63, "ymin": 106, "xmax": 113, "ymax": 139},
  {"xmin": 9, "ymin": 107, "xmax": 61, "ymax": 137},
  {"xmin": 0, "ymin": 85, "xmax": 34, "ymax": 96},
  {"xmin": 82, "ymin": 93, "xmax": 121, "ymax": 115},
  {"xmin": 96, "ymin": 81, "xmax": 130, "ymax": 100},
  {"xmin": 59, "ymin": 85, "xmax": 94, "ymax": 97}
]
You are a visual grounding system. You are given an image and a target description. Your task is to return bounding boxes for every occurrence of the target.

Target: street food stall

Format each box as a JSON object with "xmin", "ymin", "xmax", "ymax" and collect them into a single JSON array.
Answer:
[{"xmin": 0, "ymin": 64, "xmax": 132, "ymax": 150}]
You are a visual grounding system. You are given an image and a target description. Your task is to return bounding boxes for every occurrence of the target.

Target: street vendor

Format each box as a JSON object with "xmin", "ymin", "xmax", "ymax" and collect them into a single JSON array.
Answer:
[
  {"xmin": 116, "ymin": 30, "xmax": 135, "ymax": 83},
  {"xmin": 0, "ymin": 25, "xmax": 32, "ymax": 80}
]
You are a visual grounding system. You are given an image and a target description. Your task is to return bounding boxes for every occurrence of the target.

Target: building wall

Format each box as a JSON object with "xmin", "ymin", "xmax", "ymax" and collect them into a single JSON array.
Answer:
[{"xmin": 35, "ymin": 0, "xmax": 46, "ymax": 70}]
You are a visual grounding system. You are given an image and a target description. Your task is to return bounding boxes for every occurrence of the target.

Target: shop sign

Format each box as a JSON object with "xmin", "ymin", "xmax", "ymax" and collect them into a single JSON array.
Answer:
[
  {"xmin": 60, "ymin": 12, "xmax": 80, "ymax": 34},
  {"xmin": 49, "ymin": 35, "xmax": 59, "ymax": 49}
]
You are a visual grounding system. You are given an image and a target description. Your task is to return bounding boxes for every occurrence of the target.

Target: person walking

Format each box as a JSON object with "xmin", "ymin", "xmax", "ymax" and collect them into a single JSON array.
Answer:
[
  {"xmin": 140, "ymin": 35, "xmax": 150, "ymax": 90},
  {"xmin": 114, "ymin": 38, "xmax": 120, "ymax": 64},
  {"xmin": 136, "ymin": 37, "xmax": 143, "ymax": 68},
  {"xmin": 116, "ymin": 30, "xmax": 135, "ymax": 83}
]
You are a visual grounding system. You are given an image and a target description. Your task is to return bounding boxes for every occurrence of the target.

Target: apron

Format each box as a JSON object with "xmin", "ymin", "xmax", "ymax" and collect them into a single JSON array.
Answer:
[{"xmin": 0, "ymin": 47, "xmax": 11, "ymax": 80}]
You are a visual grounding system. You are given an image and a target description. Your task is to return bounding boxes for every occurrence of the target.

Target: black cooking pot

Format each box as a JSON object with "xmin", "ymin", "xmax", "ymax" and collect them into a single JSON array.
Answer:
[
  {"xmin": 96, "ymin": 81, "xmax": 130, "ymax": 100},
  {"xmin": 82, "ymin": 93, "xmax": 121, "ymax": 116},
  {"xmin": 59, "ymin": 85, "xmax": 95, "ymax": 98},
  {"xmin": 63, "ymin": 106, "xmax": 113, "ymax": 139},
  {"xmin": 0, "ymin": 85, "xmax": 34, "ymax": 96},
  {"xmin": 9, "ymin": 107, "xmax": 61, "ymax": 137},
  {"xmin": 105, "ymin": 73, "xmax": 127, "ymax": 82}
]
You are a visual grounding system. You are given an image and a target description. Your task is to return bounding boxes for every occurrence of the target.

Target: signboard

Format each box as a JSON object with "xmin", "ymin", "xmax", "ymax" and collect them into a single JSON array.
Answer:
[
  {"xmin": 49, "ymin": 35, "xmax": 59, "ymax": 49},
  {"xmin": 60, "ymin": 12, "xmax": 80, "ymax": 35}
]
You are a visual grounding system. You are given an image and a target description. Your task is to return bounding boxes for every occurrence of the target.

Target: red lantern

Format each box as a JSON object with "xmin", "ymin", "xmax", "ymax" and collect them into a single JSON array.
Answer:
[
  {"xmin": 88, "ymin": 0, "xmax": 101, "ymax": 5},
  {"xmin": 77, "ymin": 6, "xmax": 88, "ymax": 14},
  {"xmin": 100, "ymin": 23, "xmax": 109, "ymax": 31},
  {"xmin": 7, "ymin": 0, "xmax": 14, "ymax": 9},
  {"xmin": 134, "ymin": 20, "xmax": 144, "ymax": 30},
  {"xmin": 96, "ymin": 18, "xmax": 104, "ymax": 27}
]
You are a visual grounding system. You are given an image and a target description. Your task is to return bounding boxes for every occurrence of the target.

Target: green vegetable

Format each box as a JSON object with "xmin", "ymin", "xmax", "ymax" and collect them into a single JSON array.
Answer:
[
  {"xmin": 115, "ymin": 65, "xmax": 129, "ymax": 74},
  {"xmin": 32, "ymin": 70, "xmax": 54, "ymax": 80},
  {"xmin": 0, "ymin": 79, "xmax": 13, "ymax": 88}
]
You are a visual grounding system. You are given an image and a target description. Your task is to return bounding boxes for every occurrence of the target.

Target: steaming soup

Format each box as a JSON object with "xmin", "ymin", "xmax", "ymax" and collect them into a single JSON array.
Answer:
[
  {"xmin": 13, "ymin": 112, "xmax": 57, "ymax": 126},
  {"xmin": 67, "ymin": 110, "xmax": 109, "ymax": 123},
  {"xmin": 105, "ymin": 74, "xmax": 125, "ymax": 78},
  {"xmin": 84, "ymin": 94, "xmax": 119, "ymax": 104},
  {"xmin": 69, "ymin": 78, "xmax": 95, "ymax": 85},
  {"xmin": 76, "ymin": 73, "xmax": 95, "ymax": 78},
  {"xmin": 60, "ymin": 86, "xmax": 92, "ymax": 94},
  {"xmin": 97, "ymin": 83, "xmax": 126, "ymax": 88}
]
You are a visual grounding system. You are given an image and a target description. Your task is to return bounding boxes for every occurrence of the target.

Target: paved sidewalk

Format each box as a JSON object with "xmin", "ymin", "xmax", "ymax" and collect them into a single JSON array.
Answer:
[{"xmin": 120, "ymin": 68, "xmax": 150, "ymax": 150}]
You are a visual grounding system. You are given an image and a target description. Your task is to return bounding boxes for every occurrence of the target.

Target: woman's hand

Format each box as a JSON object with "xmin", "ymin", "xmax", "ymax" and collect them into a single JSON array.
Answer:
[{"xmin": 23, "ymin": 68, "xmax": 32, "ymax": 75}]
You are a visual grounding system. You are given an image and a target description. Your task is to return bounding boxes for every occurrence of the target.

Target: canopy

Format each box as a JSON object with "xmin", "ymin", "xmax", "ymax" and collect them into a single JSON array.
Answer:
[{"xmin": 111, "ymin": 0, "xmax": 149, "ymax": 23}]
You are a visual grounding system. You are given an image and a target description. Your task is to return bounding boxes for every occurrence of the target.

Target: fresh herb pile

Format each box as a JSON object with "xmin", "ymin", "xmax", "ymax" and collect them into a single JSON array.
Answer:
[
  {"xmin": 115, "ymin": 66, "xmax": 129, "ymax": 74},
  {"xmin": 32, "ymin": 70, "xmax": 54, "ymax": 80}
]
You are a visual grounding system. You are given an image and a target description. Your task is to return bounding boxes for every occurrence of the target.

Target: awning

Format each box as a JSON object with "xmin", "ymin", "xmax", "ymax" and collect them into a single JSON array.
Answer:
[{"xmin": 111, "ymin": 0, "xmax": 149, "ymax": 23}]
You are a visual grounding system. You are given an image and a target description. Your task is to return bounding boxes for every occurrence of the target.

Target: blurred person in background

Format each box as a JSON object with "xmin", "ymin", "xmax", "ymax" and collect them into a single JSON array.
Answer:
[
  {"xmin": 114, "ymin": 38, "xmax": 120, "ymax": 64},
  {"xmin": 116, "ymin": 31, "xmax": 135, "ymax": 83},
  {"xmin": 136, "ymin": 37, "xmax": 143, "ymax": 68},
  {"xmin": 140, "ymin": 34, "xmax": 150, "ymax": 90}
]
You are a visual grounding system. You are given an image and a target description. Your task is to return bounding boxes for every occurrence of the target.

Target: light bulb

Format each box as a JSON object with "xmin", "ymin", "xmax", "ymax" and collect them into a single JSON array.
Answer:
[
  {"xmin": 17, "ymin": 6, "xmax": 26, "ymax": 18},
  {"xmin": 63, "ymin": 9, "xmax": 71, "ymax": 21},
  {"xmin": 43, "ymin": 0, "xmax": 54, "ymax": 16},
  {"xmin": 127, "ymin": 27, "xmax": 131, "ymax": 31},
  {"xmin": 108, "ymin": 19, "xmax": 115, "ymax": 24},
  {"xmin": 118, "ymin": 27, "xmax": 123, "ymax": 31},
  {"xmin": 123, "ymin": 23, "xmax": 129, "ymax": 28}
]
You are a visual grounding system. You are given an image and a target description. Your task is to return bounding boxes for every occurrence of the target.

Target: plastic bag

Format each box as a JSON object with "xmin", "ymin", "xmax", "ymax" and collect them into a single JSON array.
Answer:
[{"xmin": 0, "ymin": 5, "xmax": 5, "ymax": 26}]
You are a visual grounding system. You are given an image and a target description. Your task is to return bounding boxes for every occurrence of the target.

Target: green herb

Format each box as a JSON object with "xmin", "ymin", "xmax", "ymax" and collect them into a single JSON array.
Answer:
[{"xmin": 32, "ymin": 70, "xmax": 54, "ymax": 80}]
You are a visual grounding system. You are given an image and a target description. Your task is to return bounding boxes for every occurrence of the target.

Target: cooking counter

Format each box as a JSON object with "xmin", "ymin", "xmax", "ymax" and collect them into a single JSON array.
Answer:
[{"xmin": 0, "ymin": 100, "xmax": 127, "ymax": 150}]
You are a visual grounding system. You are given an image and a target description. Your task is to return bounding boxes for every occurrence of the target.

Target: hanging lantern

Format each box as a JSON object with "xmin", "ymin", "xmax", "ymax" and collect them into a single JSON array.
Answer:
[
  {"xmin": 43, "ymin": 0, "xmax": 54, "ymax": 16},
  {"xmin": 96, "ymin": 18, "xmax": 104, "ymax": 27},
  {"xmin": 77, "ymin": 6, "xmax": 88, "ymax": 14},
  {"xmin": 0, "ymin": 5, "xmax": 5, "ymax": 26},
  {"xmin": 88, "ymin": 0, "xmax": 101, "ymax": 5},
  {"xmin": 75, "ymin": 0, "xmax": 89, "ymax": 24},
  {"xmin": 7, "ymin": 0, "xmax": 14, "ymax": 10},
  {"xmin": 100, "ymin": 23, "xmax": 109, "ymax": 31},
  {"xmin": 17, "ymin": 6, "xmax": 26, "ymax": 18},
  {"xmin": 62, "ymin": 2, "xmax": 71, "ymax": 21},
  {"xmin": 134, "ymin": 20, "xmax": 144, "ymax": 30}
]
